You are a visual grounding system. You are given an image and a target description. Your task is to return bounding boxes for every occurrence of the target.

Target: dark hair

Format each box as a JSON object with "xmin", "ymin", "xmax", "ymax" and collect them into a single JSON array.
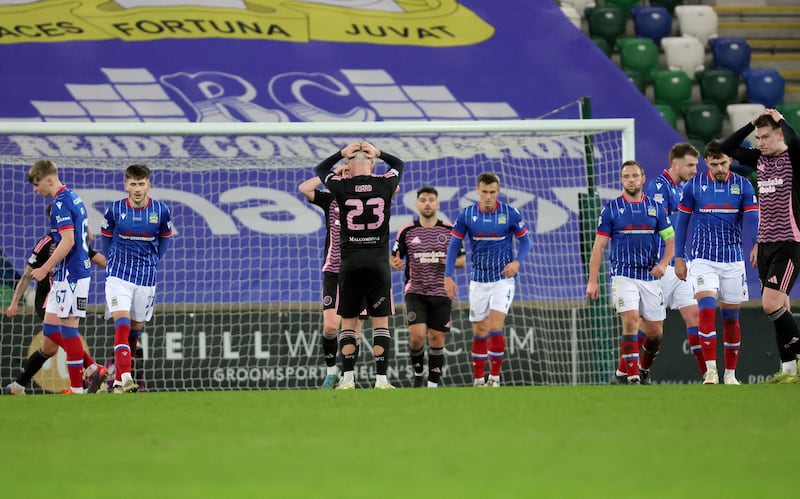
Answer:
[
  {"xmin": 753, "ymin": 113, "xmax": 780, "ymax": 129},
  {"xmin": 416, "ymin": 186, "xmax": 438, "ymax": 198},
  {"xmin": 669, "ymin": 142, "xmax": 700, "ymax": 163},
  {"xmin": 621, "ymin": 160, "xmax": 644, "ymax": 175},
  {"xmin": 703, "ymin": 139, "xmax": 725, "ymax": 159},
  {"xmin": 125, "ymin": 164, "xmax": 151, "ymax": 180},
  {"xmin": 477, "ymin": 172, "xmax": 499, "ymax": 187}
]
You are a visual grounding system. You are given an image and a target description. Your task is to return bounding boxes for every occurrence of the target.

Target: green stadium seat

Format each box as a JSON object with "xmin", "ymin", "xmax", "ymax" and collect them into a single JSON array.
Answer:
[
  {"xmin": 606, "ymin": 0, "xmax": 641, "ymax": 13},
  {"xmin": 651, "ymin": 69, "xmax": 693, "ymax": 115},
  {"xmin": 689, "ymin": 139, "xmax": 706, "ymax": 157},
  {"xmin": 618, "ymin": 38, "xmax": 659, "ymax": 84},
  {"xmin": 624, "ymin": 69, "xmax": 647, "ymax": 93},
  {"xmin": 777, "ymin": 103, "xmax": 800, "ymax": 131},
  {"xmin": 697, "ymin": 69, "xmax": 740, "ymax": 111},
  {"xmin": 654, "ymin": 104, "xmax": 678, "ymax": 129},
  {"xmin": 650, "ymin": 0, "xmax": 683, "ymax": 15},
  {"xmin": 587, "ymin": 7, "xmax": 628, "ymax": 50},
  {"xmin": 684, "ymin": 104, "xmax": 724, "ymax": 144},
  {"xmin": 592, "ymin": 36, "xmax": 612, "ymax": 57}
]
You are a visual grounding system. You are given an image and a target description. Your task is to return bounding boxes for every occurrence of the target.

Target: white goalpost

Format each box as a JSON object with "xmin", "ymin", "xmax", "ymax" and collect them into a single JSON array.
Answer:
[{"xmin": 0, "ymin": 119, "xmax": 634, "ymax": 391}]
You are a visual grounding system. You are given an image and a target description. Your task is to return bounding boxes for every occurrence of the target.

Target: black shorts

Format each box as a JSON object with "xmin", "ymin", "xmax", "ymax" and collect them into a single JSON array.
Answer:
[
  {"xmin": 321, "ymin": 272, "xmax": 339, "ymax": 310},
  {"xmin": 338, "ymin": 256, "xmax": 393, "ymax": 318},
  {"xmin": 405, "ymin": 293, "xmax": 452, "ymax": 333},
  {"xmin": 758, "ymin": 241, "xmax": 800, "ymax": 294}
]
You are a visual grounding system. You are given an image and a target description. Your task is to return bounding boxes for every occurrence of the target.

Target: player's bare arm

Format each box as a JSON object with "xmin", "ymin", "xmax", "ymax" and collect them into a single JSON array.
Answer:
[
  {"xmin": 674, "ymin": 257, "xmax": 688, "ymax": 281},
  {"xmin": 298, "ymin": 176, "xmax": 322, "ymax": 201},
  {"xmin": 650, "ymin": 237, "xmax": 674, "ymax": 278},
  {"xmin": 444, "ymin": 276, "xmax": 457, "ymax": 301},
  {"xmin": 586, "ymin": 234, "xmax": 609, "ymax": 300},
  {"xmin": 5, "ymin": 265, "xmax": 33, "ymax": 317},
  {"xmin": 389, "ymin": 253, "xmax": 404, "ymax": 271},
  {"xmin": 750, "ymin": 243, "xmax": 758, "ymax": 268}
]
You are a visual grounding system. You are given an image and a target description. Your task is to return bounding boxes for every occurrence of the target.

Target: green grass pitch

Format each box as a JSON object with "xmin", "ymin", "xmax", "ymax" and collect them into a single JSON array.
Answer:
[{"xmin": 1, "ymin": 385, "xmax": 796, "ymax": 498}]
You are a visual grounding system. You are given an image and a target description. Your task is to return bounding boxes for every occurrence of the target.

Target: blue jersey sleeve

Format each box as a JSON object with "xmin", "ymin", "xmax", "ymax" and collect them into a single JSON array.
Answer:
[
  {"xmin": 596, "ymin": 205, "xmax": 613, "ymax": 236},
  {"xmin": 445, "ymin": 209, "xmax": 467, "ymax": 277}
]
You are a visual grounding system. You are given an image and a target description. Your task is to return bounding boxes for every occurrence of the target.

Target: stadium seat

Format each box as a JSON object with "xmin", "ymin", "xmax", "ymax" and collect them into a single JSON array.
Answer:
[
  {"xmin": 631, "ymin": 6, "xmax": 672, "ymax": 47},
  {"xmin": 587, "ymin": 7, "xmax": 628, "ymax": 50},
  {"xmin": 742, "ymin": 69, "xmax": 785, "ymax": 108},
  {"xmin": 684, "ymin": 104, "xmax": 724, "ymax": 144},
  {"xmin": 652, "ymin": 69, "xmax": 693, "ymax": 115},
  {"xmin": 674, "ymin": 5, "xmax": 718, "ymax": 46},
  {"xmin": 727, "ymin": 103, "xmax": 766, "ymax": 145},
  {"xmin": 618, "ymin": 38, "xmax": 659, "ymax": 84},
  {"xmin": 654, "ymin": 103, "xmax": 678, "ymax": 128},
  {"xmin": 560, "ymin": 0, "xmax": 596, "ymax": 18},
  {"xmin": 709, "ymin": 37, "xmax": 751, "ymax": 77},
  {"xmin": 777, "ymin": 103, "xmax": 800, "ymax": 131},
  {"xmin": 689, "ymin": 138, "xmax": 706, "ymax": 156},
  {"xmin": 697, "ymin": 69, "xmax": 740, "ymax": 111},
  {"xmin": 624, "ymin": 69, "xmax": 647, "ymax": 93},
  {"xmin": 561, "ymin": 5, "xmax": 582, "ymax": 29},
  {"xmin": 592, "ymin": 36, "xmax": 613, "ymax": 57},
  {"xmin": 650, "ymin": 0, "xmax": 683, "ymax": 15},
  {"xmin": 661, "ymin": 36, "xmax": 705, "ymax": 79},
  {"xmin": 605, "ymin": 0, "xmax": 641, "ymax": 12}
]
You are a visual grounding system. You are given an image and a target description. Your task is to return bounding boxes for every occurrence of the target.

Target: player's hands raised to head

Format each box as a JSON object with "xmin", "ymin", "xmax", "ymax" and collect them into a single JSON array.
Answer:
[
  {"xmin": 501, "ymin": 260, "xmax": 520, "ymax": 278},
  {"xmin": 341, "ymin": 142, "xmax": 361, "ymax": 159},
  {"xmin": 360, "ymin": 142, "xmax": 380, "ymax": 159},
  {"xmin": 444, "ymin": 276, "xmax": 457, "ymax": 301}
]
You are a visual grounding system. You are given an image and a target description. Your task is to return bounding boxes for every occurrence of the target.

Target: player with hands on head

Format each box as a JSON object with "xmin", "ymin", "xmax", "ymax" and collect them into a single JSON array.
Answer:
[
  {"xmin": 444, "ymin": 172, "xmax": 531, "ymax": 387},
  {"xmin": 586, "ymin": 161, "xmax": 674, "ymax": 385},
  {"xmin": 316, "ymin": 140, "xmax": 404, "ymax": 389},
  {"xmin": 721, "ymin": 108, "xmax": 800, "ymax": 383}
]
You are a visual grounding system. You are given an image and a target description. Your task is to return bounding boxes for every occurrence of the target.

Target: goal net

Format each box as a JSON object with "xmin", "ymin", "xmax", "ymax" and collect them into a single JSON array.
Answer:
[{"xmin": 0, "ymin": 119, "xmax": 634, "ymax": 391}]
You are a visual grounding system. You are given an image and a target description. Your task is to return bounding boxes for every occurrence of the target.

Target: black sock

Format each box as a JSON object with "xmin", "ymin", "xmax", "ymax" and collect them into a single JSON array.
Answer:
[
  {"xmin": 16, "ymin": 349, "xmax": 51, "ymax": 386},
  {"xmin": 322, "ymin": 332, "xmax": 338, "ymax": 368},
  {"xmin": 410, "ymin": 347, "xmax": 424, "ymax": 375},
  {"xmin": 768, "ymin": 307, "xmax": 800, "ymax": 362},
  {"xmin": 428, "ymin": 347, "xmax": 444, "ymax": 385},
  {"xmin": 373, "ymin": 328, "xmax": 391, "ymax": 376},
  {"xmin": 339, "ymin": 330, "xmax": 357, "ymax": 373}
]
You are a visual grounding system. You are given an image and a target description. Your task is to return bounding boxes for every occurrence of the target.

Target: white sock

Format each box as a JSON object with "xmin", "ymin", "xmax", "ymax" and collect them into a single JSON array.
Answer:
[
  {"xmin": 488, "ymin": 374, "xmax": 500, "ymax": 382},
  {"xmin": 326, "ymin": 366, "xmax": 338, "ymax": 376},
  {"xmin": 341, "ymin": 371, "xmax": 354, "ymax": 382},
  {"xmin": 375, "ymin": 374, "xmax": 388, "ymax": 384},
  {"xmin": 121, "ymin": 372, "xmax": 133, "ymax": 384},
  {"xmin": 705, "ymin": 361, "xmax": 717, "ymax": 372},
  {"xmin": 782, "ymin": 361, "xmax": 798, "ymax": 375},
  {"xmin": 70, "ymin": 386, "xmax": 85, "ymax": 394},
  {"xmin": 427, "ymin": 381, "xmax": 438, "ymax": 388}
]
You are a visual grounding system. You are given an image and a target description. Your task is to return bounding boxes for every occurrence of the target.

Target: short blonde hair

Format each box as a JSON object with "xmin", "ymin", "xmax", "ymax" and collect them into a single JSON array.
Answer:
[{"xmin": 28, "ymin": 159, "xmax": 58, "ymax": 184}]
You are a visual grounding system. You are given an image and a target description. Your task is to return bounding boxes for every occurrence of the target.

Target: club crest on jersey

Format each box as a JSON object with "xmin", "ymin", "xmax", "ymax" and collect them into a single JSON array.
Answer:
[
  {"xmin": 647, "ymin": 206, "xmax": 656, "ymax": 217},
  {"xmin": 653, "ymin": 193, "xmax": 664, "ymax": 203},
  {"xmin": 149, "ymin": 213, "xmax": 159, "ymax": 224},
  {"xmin": 731, "ymin": 185, "xmax": 740, "ymax": 195},
  {"xmin": 498, "ymin": 214, "xmax": 507, "ymax": 224},
  {"xmin": 437, "ymin": 234, "xmax": 448, "ymax": 244}
]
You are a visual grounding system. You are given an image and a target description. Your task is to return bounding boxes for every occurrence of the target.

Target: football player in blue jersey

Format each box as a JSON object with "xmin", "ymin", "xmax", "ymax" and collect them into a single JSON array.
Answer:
[
  {"xmin": 101, "ymin": 164, "xmax": 173, "ymax": 394},
  {"xmin": 586, "ymin": 161, "xmax": 675, "ymax": 385},
  {"xmin": 674, "ymin": 140, "xmax": 758, "ymax": 384},
  {"xmin": 641, "ymin": 143, "xmax": 701, "ymax": 383},
  {"xmin": 27, "ymin": 160, "xmax": 93, "ymax": 394},
  {"xmin": 444, "ymin": 172, "xmax": 531, "ymax": 387}
]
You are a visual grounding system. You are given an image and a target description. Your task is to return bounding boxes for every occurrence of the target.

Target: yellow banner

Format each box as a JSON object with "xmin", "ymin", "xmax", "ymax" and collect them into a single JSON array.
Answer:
[{"xmin": 0, "ymin": 0, "xmax": 494, "ymax": 47}]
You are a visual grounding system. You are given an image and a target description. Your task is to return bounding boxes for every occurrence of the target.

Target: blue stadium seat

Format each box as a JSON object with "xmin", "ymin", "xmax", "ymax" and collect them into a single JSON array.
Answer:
[
  {"xmin": 742, "ymin": 69, "xmax": 785, "ymax": 108},
  {"xmin": 709, "ymin": 37, "xmax": 751, "ymax": 76},
  {"xmin": 631, "ymin": 6, "xmax": 672, "ymax": 47}
]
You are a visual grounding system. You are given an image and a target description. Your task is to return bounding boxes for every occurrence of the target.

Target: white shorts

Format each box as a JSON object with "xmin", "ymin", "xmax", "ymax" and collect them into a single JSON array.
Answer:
[
  {"xmin": 469, "ymin": 278, "xmax": 516, "ymax": 323},
  {"xmin": 105, "ymin": 276, "xmax": 156, "ymax": 322},
  {"xmin": 611, "ymin": 275, "xmax": 666, "ymax": 322},
  {"xmin": 689, "ymin": 258, "xmax": 749, "ymax": 304},
  {"xmin": 46, "ymin": 277, "xmax": 90, "ymax": 319},
  {"xmin": 661, "ymin": 265, "xmax": 697, "ymax": 310}
]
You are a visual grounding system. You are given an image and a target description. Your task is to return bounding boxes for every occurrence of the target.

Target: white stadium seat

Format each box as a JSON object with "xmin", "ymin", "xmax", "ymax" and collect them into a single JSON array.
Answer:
[
  {"xmin": 661, "ymin": 36, "xmax": 706, "ymax": 79},
  {"xmin": 675, "ymin": 5, "xmax": 718, "ymax": 46}
]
